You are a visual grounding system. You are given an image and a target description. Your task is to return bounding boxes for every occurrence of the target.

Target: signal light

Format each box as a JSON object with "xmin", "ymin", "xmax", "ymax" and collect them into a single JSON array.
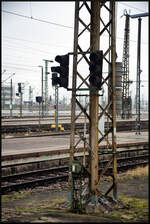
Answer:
[
  {"xmin": 51, "ymin": 54, "xmax": 69, "ymax": 89},
  {"xmin": 18, "ymin": 83, "xmax": 22, "ymax": 93},
  {"xmin": 89, "ymin": 50, "xmax": 103, "ymax": 90},
  {"xmin": 36, "ymin": 96, "xmax": 42, "ymax": 103},
  {"xmin": 52, "ymin": 72, "xmax": 58, "ymax": 86}
]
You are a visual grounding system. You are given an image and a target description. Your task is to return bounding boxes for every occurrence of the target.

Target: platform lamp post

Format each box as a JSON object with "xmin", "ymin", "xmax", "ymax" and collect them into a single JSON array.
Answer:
[
  {"xmin": 43, "ymin": 59, "xmax": 53, "ymax": 116},
  {"xmin": 10, "ymin": 79, "xmax": 13, "ymax": 117},
  {"xmin": 129, "ymin": 12, "xmax": 148, "ymax": 135},
  {"xmin": 55, "ymin": 85, "xmax": 59, "ymax": 132},
  {"xmin": 36, "ymin": 96, "xmax": 43, "ymax": 134}
]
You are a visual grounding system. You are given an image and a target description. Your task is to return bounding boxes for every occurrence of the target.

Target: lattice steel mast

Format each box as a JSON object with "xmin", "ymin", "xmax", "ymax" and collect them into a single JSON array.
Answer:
[
  {"xmin": 68, "ymin": 1, "xmax": 117, "ymax": 212},
  {"xmin": 122, "ymin": 10, "xmax": 132, "ymax": 119},
  {"xmin": 129, "ymin": 12, "xmax": 148, "ymax": 133},
  {"xmin": 129, "ymin": 12, "xmax": 149, "ymax": 134}
]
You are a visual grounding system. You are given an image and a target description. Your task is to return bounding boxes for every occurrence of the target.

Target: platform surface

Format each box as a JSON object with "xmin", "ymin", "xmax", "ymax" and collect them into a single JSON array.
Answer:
[{"xmin": 2, "ymin": 131, "xmax": 148, "ymax": 157}]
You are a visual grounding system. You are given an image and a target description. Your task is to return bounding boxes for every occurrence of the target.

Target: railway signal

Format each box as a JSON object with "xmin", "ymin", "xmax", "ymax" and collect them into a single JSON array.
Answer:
[
  {"xmin": 36, "ymin": 96, "xmax": 43, "ymax": 104},
  {"xmin": 51, "ymin": 54, "xmax": 69, "ymax": 89},
  {"xmin": 52, "ymin": 72, "xmax": 58, "ymax": 86},
  {"xmin": 89, "ymin": 50, "xmax": 103, "ymax": 90},
  {"xmin": 18, "ymin": 83, "xmax": 22, "ymax": 93},
  {"xmin": 16, "ymin": 83, "xmax": 23, "ymax": 118}
]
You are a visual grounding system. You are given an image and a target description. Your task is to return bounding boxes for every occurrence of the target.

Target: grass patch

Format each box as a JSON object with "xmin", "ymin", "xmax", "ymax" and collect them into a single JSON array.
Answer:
[
  {"xmin": 117, "ymin": 195, "xmax": 149, "ymax": 222},
  {"xmin": 2, "ymin": 191, "xmax": 31, "ymax": 203},
  {"xmin": 100, "ymin": 166, "xmax": 148, "ymax": 183},
  {"xmin": 119, "ymin": 165, "xmax": 148, "ymax": 180},
  {"xmin": 14, "ymin": 196, "xmax": 67, "ymax": 215},
  {"xmin": 119, "ymin": 195, "xmax": 148, "ymax": 210}
]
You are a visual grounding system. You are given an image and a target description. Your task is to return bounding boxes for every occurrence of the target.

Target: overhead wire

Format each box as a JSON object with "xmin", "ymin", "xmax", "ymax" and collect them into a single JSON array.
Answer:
[
  {"xmin": 118, "ymin": 2, "xmax": 148, "ymax": 13},
  {"xmin": 2, "ymin": 5, "xmax": 148, "ymax": 78},
  {"xmin": 2, "ymin": 42, "xmax": 57, "ymax": 55},
  {"xmin": 2, "ymin": 48, "xmax": 54, "ymax": 58},
  {"xmin": 2, "ymin": 10, "xmax": 74, "ymax": 29},
  {"xmin": 3, "ymin": 36, "xmax": 72, "ymax": 48},
  {"xmin": 2, "ymin": 53, "xmax": 41, "ymax": 59},
  {"xmin": 3, "ymin": 3, "xmax": 148, "ymax": 29},
  {"xmin": 2, "ymin": 2, "xmax": 148, "ymax": 30},
  {"xmin": 2, "ymin": 62, "xmax": 40, "ymax": 68},
  {"xmin": 2, "ymin": 11, "xmax": 148, "ymax": 46},
  {"xmin": 2, "ymin": 64, "xmax": 39, "ymax": 72}
]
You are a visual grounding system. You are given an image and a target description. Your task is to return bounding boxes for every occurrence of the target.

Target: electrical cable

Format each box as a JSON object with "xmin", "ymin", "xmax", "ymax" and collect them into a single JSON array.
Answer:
[
  {"xmin": 3, "ymin": 4, "xmax": 148, "ymax": 30},
  {"xmin": 2, "ymin": 43, "xmax": 56, "ymax": 55},
  {"xmin": 119, "ymin": 2, "xmax": 148, "ymax": 13},
  {"xmin": 3, "ymin": 36, "xmax": 72, "ymax": 48},
  {"xmin": 2, "ymin": 5, "xmax": 148, "ymax": 81},
  {"xmin": 2, "ymin": 62, "xmax": 40, "ymax": 68},
  {"xmin": 2, "ymin": 32, "xmax": 148, "ymax": 47},
  {"xmin": 2, "ymin": 65, "xmax": 39, "ymax": 72},
  {"xmin": 3, "ymin": 53, "xmax": 40, "ymax": 59},
  {"xmin": 2, "ymin": 10, "xmax": 74, "ymax": 29}
]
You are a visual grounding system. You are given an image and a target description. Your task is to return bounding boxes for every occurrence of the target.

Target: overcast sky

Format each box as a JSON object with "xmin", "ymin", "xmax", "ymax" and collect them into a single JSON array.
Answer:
[{"xmin": 1, "ymin": 1, "xmax": 149, "ymax": 102}]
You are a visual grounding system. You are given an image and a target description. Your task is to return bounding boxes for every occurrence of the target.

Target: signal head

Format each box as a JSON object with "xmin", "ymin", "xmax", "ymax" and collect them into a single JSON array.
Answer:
[{"xmin": 55, "ymin": 54, "xmax": 69, "ymax": 66}]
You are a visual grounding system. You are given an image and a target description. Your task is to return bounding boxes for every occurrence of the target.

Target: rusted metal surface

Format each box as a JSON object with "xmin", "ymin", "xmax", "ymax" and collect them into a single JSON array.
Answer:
[
  {"xmin": 68, "ymin": 1, "xmax": 80, "ymax": 192},
  {"xmin": 89, "ymin": 0, "xmax": 100, "ymax": 198},
  {"xmin": 69, "ymin": 2, "xmax": 119, "ymax": 204}
]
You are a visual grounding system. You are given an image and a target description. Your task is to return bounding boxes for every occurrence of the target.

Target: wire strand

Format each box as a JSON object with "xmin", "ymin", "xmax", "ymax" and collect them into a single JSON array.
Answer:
[
  {"xmin": 119, "ymin": 2, "xmax": 148, "ymax": 13},
  {"xmin": 2, "ymin": 11, "xmax": 148, "ymax": 45},
  {"xmin": 2, "ymin": 10, "xmax": 73, "ymax": 29}
]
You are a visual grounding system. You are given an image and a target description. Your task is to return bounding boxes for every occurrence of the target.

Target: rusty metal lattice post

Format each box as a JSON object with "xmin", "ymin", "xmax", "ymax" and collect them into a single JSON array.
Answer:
[
  {"xmin": 122, "ymin": 12, "xmax": 132, "ymax": 119},
  {"xmin": 68, "ymin": 2, "xmax": 79, "ymax": 197},
  {"xmin": 68, "ymin": 0, "xmax": 117, "ymax": 210},
  {"xmin": 89, "ymin": 0, "xmax": 100, "ymax": 201}
]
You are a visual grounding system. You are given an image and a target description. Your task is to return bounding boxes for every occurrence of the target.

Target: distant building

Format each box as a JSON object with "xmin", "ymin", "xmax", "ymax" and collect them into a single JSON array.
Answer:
[{"xmin": 1, "ymin": 84, "xmax": 15, "ymax": 109}]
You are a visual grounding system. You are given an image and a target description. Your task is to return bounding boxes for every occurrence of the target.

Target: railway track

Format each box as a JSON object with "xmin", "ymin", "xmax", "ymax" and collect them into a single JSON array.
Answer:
[
  {"xmin": 2, "ymin": 115, "xmax": 79, "ymax": 122},
  {"xmin": 1, "ymin": 149, "xmax": 148, "ymax": 194},
  {"xmin": 1, "ymin": 166, "xmax": 68, "ymax": 194},
  {"xmin": 2, "ymin": 120, "xmax": 148, "ymax": 134}
]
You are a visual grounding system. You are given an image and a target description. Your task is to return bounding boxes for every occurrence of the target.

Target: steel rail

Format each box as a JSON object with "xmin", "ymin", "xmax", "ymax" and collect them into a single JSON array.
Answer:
[
  {"xmin": 1, "ymin": 153, "xmax": 149, "ymax": 194},
  {"xmin": 2, "ymin": 147, "xmax": 148, "ymax": 168},
  {"xmin": 2, "ymin": 120, "xmax": 148, "ymax": 134}
]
